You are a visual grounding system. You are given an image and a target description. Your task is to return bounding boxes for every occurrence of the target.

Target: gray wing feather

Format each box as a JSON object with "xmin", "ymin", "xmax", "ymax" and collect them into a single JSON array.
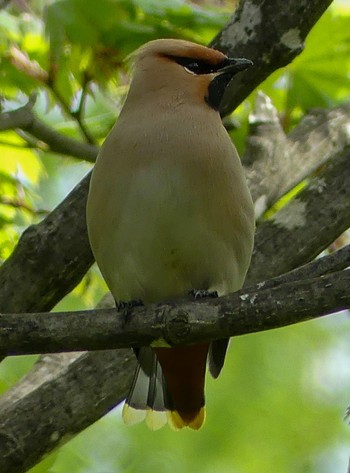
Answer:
[
  {"xmin": 208, "ymin": 338, "xmax": 230, "ymax": 379},
  {"xmin": 126, "ymin": 347, "xmax": 170, "ymax": 412}
]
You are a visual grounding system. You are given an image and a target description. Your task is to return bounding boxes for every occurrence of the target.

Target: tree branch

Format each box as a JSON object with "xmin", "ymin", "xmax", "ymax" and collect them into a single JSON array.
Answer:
[
  {"xmin": 0, "ymin": 349, "xmax": 135, "ymax": 473},
  {"xmin": 0, "ymin": 102, "xmax": 98, "ymax": 162},
  {"xmin": 0, "ymin": 173, "xmax": 93, "ymax": 314},
  {"xmin": 211, "ymin": 0, "xmax": 333, "ymax": 115},
  {"xmin": 7, "ymin": 45, "xmax": 97, "ymax": 145},
  {"xmin": 0, "ymin": 196, "xmax": 49, "ymax": 216},
  {"xmin": 0, "ymin": 248, "xmax": 349, "ymax": 356},
  {"xmin": 71, "ymin": 73, "xmax": 91, "ymax": 122},
  {"xmin": 244, "ymin": 94, "xmax": 350, "ymax": 215},
  {"xmin": 247, "ymin": 146, "xmax": 350, "ymax": 284},
  {"xmin": 47, "ymin": 83, "xmax": 96, "ymax": 145},
  {"xmin": 255, "ymin": 243, "xmax": 350, "ymax": 290}
]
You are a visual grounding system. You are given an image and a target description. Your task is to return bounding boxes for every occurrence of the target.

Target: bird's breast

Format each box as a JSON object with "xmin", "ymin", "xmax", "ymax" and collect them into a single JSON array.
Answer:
[{"xmin": 87, "ymin": 111, "xmax": 254, "ymax": 303}]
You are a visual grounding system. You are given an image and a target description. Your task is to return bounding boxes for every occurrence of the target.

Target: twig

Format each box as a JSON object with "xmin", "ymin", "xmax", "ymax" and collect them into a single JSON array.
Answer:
[
  {"xmin": 0, "ymin": 139, "xmax": 35, "ymax": 150},
  {"xmin": 15, "ymin": 129, "xmax": 48, "ymax": 150},
  {"xmin": 72, "ymin": 73, "xmax": 91, "ymax": 121},
  {"xmin": 7, "ymin": 45, "xmax": 96, "ymax": 145},
  {"xmin": 252, "ymin": 244, "xmax": 350, "ymax": 291},
  {"xmin": 48, "ymin": 84, "xmax": 96, "ymax": 145},
  {"xmin": 0, "ymin": 197, "xmax": 49, "ymax": 216},
  {"xmin": 0, "ymin": 102, "xmax": 98, "ymax": 161}
]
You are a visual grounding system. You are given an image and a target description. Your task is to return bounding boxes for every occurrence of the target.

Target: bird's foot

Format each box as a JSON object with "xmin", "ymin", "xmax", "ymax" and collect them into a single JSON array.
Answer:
[
  {"xmin": 189, "ymin": 289, "xmax": 218, "ymax": 300},
  {"xmin": 115, "ymin": 299, "xmax": 144, "ymax": 319}
]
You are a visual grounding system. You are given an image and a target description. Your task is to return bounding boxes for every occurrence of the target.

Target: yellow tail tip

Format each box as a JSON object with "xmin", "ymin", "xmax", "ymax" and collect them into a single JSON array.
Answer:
[
  {"xmin": 122, "ymin": 404, "xmax": 206, "ymax": 431},
  {"xmin": 145, "ymin": 409, "xmax": 168, "ymax": 431},
  {"xmin": 167, "ymin": 407, "xmax": 206, "ymax": 431},
  {"xmin": 122, "ymin": 403, "xmax": 146, "ymax": 426},
  {"xmin": 122, "ymin": 404, "xmax": 167, "ymax": 430}
]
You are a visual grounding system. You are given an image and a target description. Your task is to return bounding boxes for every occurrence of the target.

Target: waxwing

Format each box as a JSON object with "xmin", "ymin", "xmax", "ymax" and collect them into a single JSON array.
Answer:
[{"xmin": 86, "ymin": 39, "xmax": 255, "ymax": 430}]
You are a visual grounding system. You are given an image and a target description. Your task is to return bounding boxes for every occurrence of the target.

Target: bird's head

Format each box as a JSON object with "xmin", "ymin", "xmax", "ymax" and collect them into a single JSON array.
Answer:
[{"xmin": 126, "ymin": 39, "xmax": 252, "ymax": 111}]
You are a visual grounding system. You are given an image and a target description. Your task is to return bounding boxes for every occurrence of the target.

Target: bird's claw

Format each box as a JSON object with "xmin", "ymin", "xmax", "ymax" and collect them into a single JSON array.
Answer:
[
  {"xmin": 115, "ymin": 299, "xmax": 144, "ymax": 319},
  {"xmin": 189, "ymin": 289, "xmax": 218, "ymax": 299}
]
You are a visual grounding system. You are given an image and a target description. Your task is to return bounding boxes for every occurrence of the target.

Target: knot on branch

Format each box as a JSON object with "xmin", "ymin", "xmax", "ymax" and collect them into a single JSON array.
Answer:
[{"xmin": 162, "ymin": 305, "xmax": 191, "ymax": 345}]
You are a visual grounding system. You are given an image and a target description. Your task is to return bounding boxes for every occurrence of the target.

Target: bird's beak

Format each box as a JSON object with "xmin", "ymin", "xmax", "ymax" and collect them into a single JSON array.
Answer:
[
  {"xmin": 205, "ymin": 57, "xmax": 253, "ymax": 110},
  {"xmin": 216, "ymin": 58, "xmax": 253, "ymax": 76}
]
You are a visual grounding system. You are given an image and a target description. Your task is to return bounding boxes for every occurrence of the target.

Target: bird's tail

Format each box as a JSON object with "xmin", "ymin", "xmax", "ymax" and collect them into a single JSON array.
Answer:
[{"xmin": 122, "ymin": 345, "xmax": 208, "ymax": 430}]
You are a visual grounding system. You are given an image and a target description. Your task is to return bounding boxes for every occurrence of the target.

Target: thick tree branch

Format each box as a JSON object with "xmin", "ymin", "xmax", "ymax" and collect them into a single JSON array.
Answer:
[
  {"xmin": 0, "ymin": 249, "xmax": 349, "ymax": 355},
  {"xmin": 0, "ymin": 102, "xmax": 98, "ymax": 162},
  {"xmin": 211, "ymin": 0, "xmax": 333, "ymax": 115},
  {"xmin": 244, "ymin": 94, "xmax": 350, "ymax": 215},
  {"xmin": 247, "ymin": 146, "xmax": 350, "ymax": 284},
  {"xmin": 0, "ymin": 173, "xmax": 93, "ymax": 314},
  {"xmin": 0, "ymin": 350, "xmax": 135, "ymax": 473},
  {"xmin": 255, "ymin": 243, "xmax": 350, "ymax": 290}
]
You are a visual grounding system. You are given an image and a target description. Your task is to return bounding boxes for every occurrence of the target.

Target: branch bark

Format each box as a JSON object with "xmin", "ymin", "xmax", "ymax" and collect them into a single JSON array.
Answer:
[
  {"xmin": 247, "ymin": 145, "xmax": 350, "ymax": 284},
  {"xmin": 243, "ymin": 94, "xmax": 350, "ymax": 215},
  {"xmin": 211, "ymin": 0, "xmax": 333, "ymax": 115},
  {"xmin": 0, "ymin": 102, "xmax": 98, "ymax": 162},
  {"xmin": 0, "ymin": 174, "xmax": 93, "ymax": 314},
  {"xmin": 0, "ymin": 350, "xmax": 135, "ymax": 473},
  {"xmin": 0, "ymin": 251, "xmax": 349, "ymax": 355}
]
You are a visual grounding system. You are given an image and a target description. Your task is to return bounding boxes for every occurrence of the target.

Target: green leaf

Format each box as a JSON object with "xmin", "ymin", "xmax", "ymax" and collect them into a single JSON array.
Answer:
[{"xmin": 285, "ymin": 10, "xmax": 350, "ymax": 112}]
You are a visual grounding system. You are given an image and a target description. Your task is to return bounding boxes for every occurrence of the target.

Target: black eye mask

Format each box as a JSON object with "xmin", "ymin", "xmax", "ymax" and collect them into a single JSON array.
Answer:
[{"xmin": 170, "ymin": 56, "xmax": 226, "ymax": 75}]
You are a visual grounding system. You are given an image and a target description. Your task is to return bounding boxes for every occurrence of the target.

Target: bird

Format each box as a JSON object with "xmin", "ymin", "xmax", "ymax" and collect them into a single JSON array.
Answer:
[{"xmin": 86, "ymin": 39, "xmax": 255, "ymax": 431}]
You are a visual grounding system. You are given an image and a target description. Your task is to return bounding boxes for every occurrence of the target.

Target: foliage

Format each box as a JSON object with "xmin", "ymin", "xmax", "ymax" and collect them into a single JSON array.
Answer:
[
  {"xmin": 231, "ymin": 7, "xmax": 350, "ymax": 153},
  {"xmin": 0, "ymin": 1, "xmax": 350, "ymax": 472}
]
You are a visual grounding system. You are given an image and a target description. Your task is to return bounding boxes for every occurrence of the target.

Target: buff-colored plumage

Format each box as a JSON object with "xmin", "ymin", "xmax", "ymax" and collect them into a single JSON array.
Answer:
[{"xmin": 86, "ymin": 39, "xmax": 255, "ymax": 430}]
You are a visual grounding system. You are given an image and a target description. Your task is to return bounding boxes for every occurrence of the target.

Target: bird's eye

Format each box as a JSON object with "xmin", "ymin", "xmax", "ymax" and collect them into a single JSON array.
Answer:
[
  {"xmin": 184, "ymin": 62, "xmax": 200, "ymax": 74},
  {"xmin": 169, "ymin": 56, "xmax": 218, "ymax": 75}
]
